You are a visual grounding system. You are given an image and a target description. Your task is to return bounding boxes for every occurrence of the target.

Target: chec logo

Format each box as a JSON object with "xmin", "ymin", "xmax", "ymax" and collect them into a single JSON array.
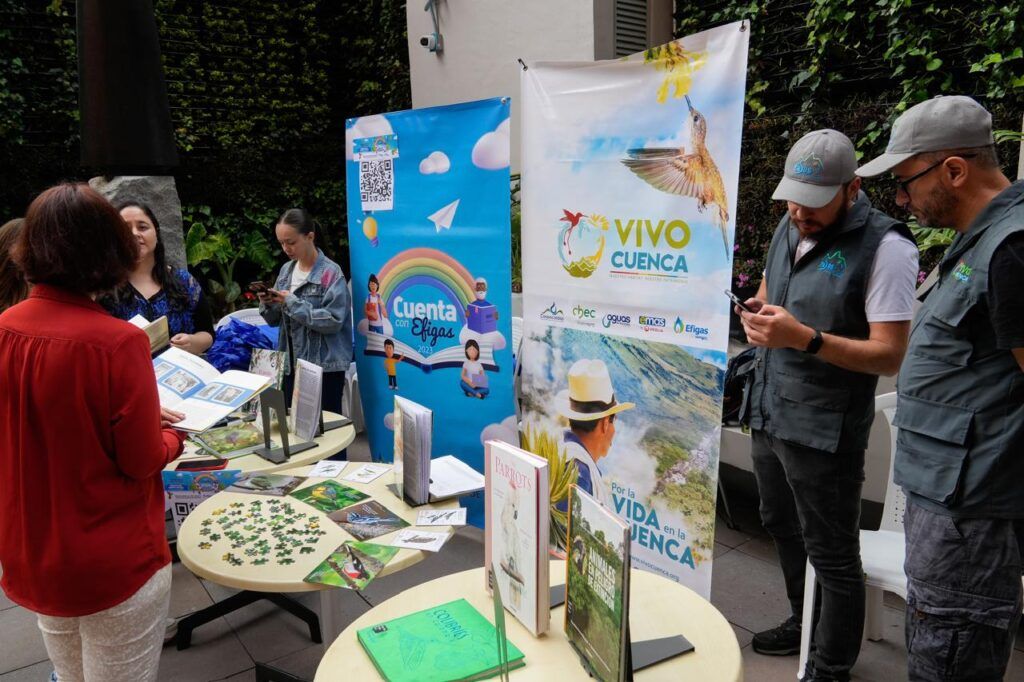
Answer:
[
  {"xmin": 953, "ymin": 260, "xmax": 972, "ymax": 283},
  {"xmin": 602, "ymin": 313, "xmax": 631, "ymax": 329},
  {"xmin": 794, "ymin": 152, "xmax": 824, "ymax": 177},
  {"xmin": 818, "ymin": 249, "xmax": 847, "ymax": 278},
  {"xmin": 540, "ymin": 302, "xmax": 564, "ymax": 321},
  {"xmin": 572, "ymin": 305, "xmax": 597, "ymax": 325},
  {"xmin": 638, "ymin": 315, "xmax": 666, "ymax": 332},
  {"xmin": 557, "ymin": 209, "xmax": 608, "ymax": 279}
]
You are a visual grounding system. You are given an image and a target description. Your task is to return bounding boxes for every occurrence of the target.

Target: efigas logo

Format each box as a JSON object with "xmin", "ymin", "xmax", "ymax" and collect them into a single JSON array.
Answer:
[
  {"xmin": 673, "ymin": 316, "xmax": 709, "ymax": 341},
  {"xmin": 602, "ymin": 313, "xmax": 631, "ymax": 329},
  {"xmin": 638, "ymin": 315, "xmax": 667, "ymax": 332},
  {"xmin": 540, "ymin": 302, "xmax": 564, "ymax": 321},
  {"xmin": 571, "ymin": 305, "xmax": 597, "ymax": 326}
]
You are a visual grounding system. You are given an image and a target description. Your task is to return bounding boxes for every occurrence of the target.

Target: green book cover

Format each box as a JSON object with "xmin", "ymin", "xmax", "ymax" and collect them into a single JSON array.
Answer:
[
  {"xmin": 289, "ymin": 480, "xmax": 369, "ymax": 513},
  {"xmin": 304, "ymin": 541, "xmax": 399, "ymax": 590},
  {"xmin": 357, "ymin": 598, "xmax": 526, "ymax": 682},
  {"xmin": 191, "ymin": 422, "xmax": 266, "ymax": 457}
]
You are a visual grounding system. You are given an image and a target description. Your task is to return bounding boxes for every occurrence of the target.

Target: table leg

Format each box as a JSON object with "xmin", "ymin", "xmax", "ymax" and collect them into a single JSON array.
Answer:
[{"xmin": 319, "ymin": 587, "xmax": 346, "ymax": 646}]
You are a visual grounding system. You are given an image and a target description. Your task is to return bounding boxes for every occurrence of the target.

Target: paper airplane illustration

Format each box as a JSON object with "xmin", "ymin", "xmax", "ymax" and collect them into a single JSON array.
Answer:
[{"xmin": 427, "ymin": 199, "xmax": 460, "ymax": 232}]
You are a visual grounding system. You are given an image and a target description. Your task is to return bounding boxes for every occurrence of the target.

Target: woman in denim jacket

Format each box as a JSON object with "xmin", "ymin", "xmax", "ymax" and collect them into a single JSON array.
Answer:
[{"xmin": 257, "ymin": 209, "xmax": 353, "ymax": 419}]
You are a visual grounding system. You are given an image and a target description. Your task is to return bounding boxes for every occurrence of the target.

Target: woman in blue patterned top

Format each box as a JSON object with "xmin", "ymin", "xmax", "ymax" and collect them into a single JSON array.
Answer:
[{"xmin": 100, "ymin": 202, "xmax": 214, "ymax": 354}]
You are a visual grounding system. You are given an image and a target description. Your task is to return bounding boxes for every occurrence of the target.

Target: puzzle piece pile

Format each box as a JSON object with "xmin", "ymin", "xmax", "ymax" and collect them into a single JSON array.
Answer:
[{"xmin": 196, "ymin": 499, "xmax": 329, "ymax": 567}]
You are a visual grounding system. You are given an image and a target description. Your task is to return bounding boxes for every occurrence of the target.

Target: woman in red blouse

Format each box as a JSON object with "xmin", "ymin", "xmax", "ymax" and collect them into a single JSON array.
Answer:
[{"xmin": 0, "ymin": 184, "xmax": 186, "ymax": 681}]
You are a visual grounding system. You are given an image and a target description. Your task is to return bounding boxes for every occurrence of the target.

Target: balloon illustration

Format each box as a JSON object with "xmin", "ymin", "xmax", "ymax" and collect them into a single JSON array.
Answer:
[{"xmin": 363, "ymin": 216, "xmax": 379, "ymax": 247}]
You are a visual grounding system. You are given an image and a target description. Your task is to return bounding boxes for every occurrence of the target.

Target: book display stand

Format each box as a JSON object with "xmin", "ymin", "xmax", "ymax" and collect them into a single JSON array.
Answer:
[{"xmin": 253, "ymin": 388, "xmax": 318, "ymax": 464}]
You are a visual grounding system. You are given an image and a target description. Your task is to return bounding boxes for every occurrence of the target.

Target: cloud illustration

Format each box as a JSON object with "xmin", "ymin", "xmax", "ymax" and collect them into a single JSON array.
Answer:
[
  {"xmin": 346, "ymin": 115, "xmax": 393, "ymax": 160},
  {"xmin": 419, "ymin": 151, "xmax": 451, "ymax": 174},
  {"xmin": 471, "ymin": 118, "xmax": 510, "ymax": 170},
  {"xmin": 480, "ymin": 415, "xmax": 518, "ymax": 447}
]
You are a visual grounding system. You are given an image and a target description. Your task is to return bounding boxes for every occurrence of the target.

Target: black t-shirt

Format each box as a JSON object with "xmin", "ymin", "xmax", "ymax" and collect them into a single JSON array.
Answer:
[{"xmin": 987, "ymin": 232, "xmax": 1024, "ymax": 350}]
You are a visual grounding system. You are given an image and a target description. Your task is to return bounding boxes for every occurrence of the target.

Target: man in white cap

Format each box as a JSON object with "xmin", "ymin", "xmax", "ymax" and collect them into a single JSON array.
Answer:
[
  {"xmin": 555, "ymin": 359, "xmax": 634, "ymax": 507},
  {"xmin": 737, "ymin": 129, "xmax": 918, "ymax": 680},
  {"xmin": 858, "ymin": 95, "xmax": 1024, "ymax": 682}
]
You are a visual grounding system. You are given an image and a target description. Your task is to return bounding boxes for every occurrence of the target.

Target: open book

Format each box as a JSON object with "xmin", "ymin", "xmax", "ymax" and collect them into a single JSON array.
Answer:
[
  {"xmin": 365, "ymin": 333, "xmax": 499, "ymax": 371},
  {"xmin": 153, "ymin": 347, "xmax": 272, "ymax": 432},
  {"xmin": 129, "ymin": 314, "xmax": 170, "ymax": 354}
]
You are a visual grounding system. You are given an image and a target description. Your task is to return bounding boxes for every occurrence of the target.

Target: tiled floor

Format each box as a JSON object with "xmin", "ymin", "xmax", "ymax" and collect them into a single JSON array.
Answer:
[{"xmin": 2, "ymin": 437, "xmax": 1023, "ymax": 681}]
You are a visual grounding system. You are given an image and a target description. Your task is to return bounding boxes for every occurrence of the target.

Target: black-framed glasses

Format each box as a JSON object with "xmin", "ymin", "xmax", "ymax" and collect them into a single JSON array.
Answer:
[{"xmin": 896, "ymin": 154, "xmax": 976, "ymax": 194}]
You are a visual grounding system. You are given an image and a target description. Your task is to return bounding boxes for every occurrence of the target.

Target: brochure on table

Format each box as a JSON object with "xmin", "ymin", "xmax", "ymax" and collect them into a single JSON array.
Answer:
[
  {"xmin": 428, "ymin": 455, "xmax": 485, "ymax": 502},
  {"xmin": 394, "ymin": 396, "xmax": 431, "ymax": 506},
  {"xmin": 162, "ymin": 470, "xmax": 241, "ymax": 532},
  {"xmin": 565, "ymin": 486, "xmax": 631, "ymax": 682},
  {"xmin": 153, "ymin": 347, "xmax": 272, "ymax": 432},
  {"xmin": 485, "ymin": 439, "xmax": 550, "ymax": 636},
  {"xmin": 129, "ymin": 314, "xmax": 169, "ymax": 354}
]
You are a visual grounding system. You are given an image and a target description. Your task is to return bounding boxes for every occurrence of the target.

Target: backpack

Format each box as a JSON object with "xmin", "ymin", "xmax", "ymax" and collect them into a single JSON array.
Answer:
[{"xmin": 721, "ymin": 347, "xmax": 757, "ymax": 426}]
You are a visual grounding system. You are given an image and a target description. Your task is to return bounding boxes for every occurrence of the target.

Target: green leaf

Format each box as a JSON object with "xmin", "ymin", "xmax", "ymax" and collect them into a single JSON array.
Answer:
[{"xmin": 925, "ymin": 58, "xmax": 943, "ymax": 71}]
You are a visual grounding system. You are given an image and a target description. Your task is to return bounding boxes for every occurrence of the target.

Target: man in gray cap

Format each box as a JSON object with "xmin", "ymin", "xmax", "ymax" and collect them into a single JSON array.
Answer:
[
  {"xmin": 738, "ymin": 129, "xmax": 918, "ymax": 680},
  {"xmin": 858, "ymin": 95, "xmax": 1024, "ymax": 681}
]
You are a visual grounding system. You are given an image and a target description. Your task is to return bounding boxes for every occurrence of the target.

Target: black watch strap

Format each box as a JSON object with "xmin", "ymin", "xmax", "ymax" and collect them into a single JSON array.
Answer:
[{"xmin": 805, "ymin": 329, "xmax": 824, "ymax": 355}]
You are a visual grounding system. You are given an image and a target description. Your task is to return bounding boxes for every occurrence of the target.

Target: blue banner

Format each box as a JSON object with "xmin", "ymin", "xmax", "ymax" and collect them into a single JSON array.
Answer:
[{"xmin": 345, "ymin": 98, "xmax": 516, "ymax": 525}]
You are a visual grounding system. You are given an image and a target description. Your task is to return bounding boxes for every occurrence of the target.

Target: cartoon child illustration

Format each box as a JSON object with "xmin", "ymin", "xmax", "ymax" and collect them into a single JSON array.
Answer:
[
  {"xmin": 383, "ymin": 338, "xmax": 403, "ymax": 390},
  {"xmin": 365, "ymin": 273, "xmax": 386, "ymax": 334},
  {"xmin": 459, "ymin": 339, "xmax": 489, "ymax": 399}
]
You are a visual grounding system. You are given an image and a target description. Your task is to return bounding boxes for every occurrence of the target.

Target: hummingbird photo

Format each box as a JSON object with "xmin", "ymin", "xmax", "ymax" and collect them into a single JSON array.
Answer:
[{"xmin": 621, "ymin": 95, "xmax": 730, "ymax": 257}]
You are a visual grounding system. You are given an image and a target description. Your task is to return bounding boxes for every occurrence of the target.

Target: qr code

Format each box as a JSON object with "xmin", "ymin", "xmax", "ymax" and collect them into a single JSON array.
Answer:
[
  {"xmin": 359, "ymin": 158, "xmax": 394, "ymax": 210},
  {"xmin": 174, "ymin": 501, "xmax": 197, "ymax": 517}
]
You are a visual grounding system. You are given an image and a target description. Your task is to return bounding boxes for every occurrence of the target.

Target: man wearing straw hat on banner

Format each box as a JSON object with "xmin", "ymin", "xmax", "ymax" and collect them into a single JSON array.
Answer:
[
  {"xmin": 555, "ymin": 359, "xmax": 634, "ymax": 507},
  {"xmin": 858, "ymin": 95, "xmax": 1024, "ymax": 682},
  {"xmin": 738, "ymin": 129, "xmax": 917, "ymax": 681}
]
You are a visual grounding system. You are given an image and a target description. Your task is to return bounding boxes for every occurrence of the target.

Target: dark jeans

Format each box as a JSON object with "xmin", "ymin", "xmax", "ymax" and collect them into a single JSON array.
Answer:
[
  {"xmin": 751, "ymin": 429, "xmax": 865, "ymax": 679},
  {"xmin": 904, "ymin": 499, "xmax": 1024, "ymax": 681}
]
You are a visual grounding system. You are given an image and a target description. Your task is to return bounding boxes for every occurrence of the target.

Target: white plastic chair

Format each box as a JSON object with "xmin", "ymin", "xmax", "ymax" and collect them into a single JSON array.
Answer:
[
  {"xmin": 798, "ymin": 392, "xmax": 904, "ymax": 679},
  {"xmin": 215, "ymin": 307, "xmax": 267, "ymax": 330}
]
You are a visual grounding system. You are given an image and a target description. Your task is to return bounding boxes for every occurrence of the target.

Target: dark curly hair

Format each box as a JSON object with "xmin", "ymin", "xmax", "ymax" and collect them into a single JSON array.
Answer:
[{"xmin": 107, "ymin": 200, "xmax": 190, "ymax": 309}]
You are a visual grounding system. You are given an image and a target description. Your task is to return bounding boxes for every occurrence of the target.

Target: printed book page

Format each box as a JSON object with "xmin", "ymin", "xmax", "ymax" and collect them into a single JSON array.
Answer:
[{"xmin": 429, "ymin": 455, "xmax": 485, "ymax": 500}]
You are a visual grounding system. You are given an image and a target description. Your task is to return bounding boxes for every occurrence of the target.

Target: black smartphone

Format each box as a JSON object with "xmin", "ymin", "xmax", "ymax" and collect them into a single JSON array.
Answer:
[
  {"xmin": 176, "ymin": 458, "xmax": 228, "ymax": 471},
  {"xmin": 725, "ymin": 289, "xmax": 755, "ymax": 314},
  {"xmin": 248, "ymin": 281, "xmax": 269, "ymax": 294}
]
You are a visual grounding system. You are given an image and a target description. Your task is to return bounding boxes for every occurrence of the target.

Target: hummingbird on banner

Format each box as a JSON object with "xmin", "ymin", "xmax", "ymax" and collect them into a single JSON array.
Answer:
[
  {"xmin": 622, "ymin": 95, "xmax": 730, "ymax": 256},
  {"xmin": 560, "ymin": 209, "xmax": 585, "ymax": 255}
]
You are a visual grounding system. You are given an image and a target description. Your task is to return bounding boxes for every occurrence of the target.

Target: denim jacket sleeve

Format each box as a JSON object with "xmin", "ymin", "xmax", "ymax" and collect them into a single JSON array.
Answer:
[{"xmin": 283, "ymin": 266, "xmax": 350, "ymax": 334}]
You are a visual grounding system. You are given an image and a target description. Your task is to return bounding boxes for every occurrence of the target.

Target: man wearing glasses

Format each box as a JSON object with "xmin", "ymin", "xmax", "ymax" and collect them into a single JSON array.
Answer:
[{"xmin": 858, "ymin": 95, "xmax": 1024, "ymax": 681}]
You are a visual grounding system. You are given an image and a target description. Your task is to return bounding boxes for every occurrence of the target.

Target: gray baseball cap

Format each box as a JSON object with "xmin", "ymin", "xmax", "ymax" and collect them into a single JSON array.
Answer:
[
  {"xmin": 772, "ymin": 129, "xmax": 857, "ymax": 208},
  {"xmin": 857, "ymin": 95, "xmax": 994, "ymax": 177}
]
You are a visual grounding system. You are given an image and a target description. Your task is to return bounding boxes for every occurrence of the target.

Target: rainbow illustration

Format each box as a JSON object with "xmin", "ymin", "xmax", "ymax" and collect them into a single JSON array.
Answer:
[{"xmin": 375, "ymin": 247, "xmax": 477, "ymax": 315}]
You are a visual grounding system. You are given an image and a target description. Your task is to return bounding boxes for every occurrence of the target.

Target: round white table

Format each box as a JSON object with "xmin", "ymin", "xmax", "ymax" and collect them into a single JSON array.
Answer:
[
  {"xmin": 315, "ymin": 561, "xmax": 742, "ymax": 682},
  {"xmin": 176, "ymin": 461, "xmax": 459, "ymax": 647},
  {"xmin": 168, "ymin": 411, "xmax": 355, "ymax": 474}
]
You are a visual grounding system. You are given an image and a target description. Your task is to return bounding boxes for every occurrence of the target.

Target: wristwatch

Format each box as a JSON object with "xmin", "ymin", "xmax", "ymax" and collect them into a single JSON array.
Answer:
[{"xmin": 805, "ymin": 329, "xmax": 824, "ymax": 355}]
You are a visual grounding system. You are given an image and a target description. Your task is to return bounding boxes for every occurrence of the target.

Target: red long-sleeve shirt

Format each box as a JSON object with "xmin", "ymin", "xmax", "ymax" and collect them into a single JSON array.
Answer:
[{"xmin": 0, "ymin": 285, "xmax": 185, "ymax": 616}]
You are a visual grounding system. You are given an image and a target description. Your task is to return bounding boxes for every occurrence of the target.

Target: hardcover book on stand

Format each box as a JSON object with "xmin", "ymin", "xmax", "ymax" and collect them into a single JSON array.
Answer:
[
  {"xmin": 484, "ymin": 439, "xmax": 550, "ymax": 636},
  {"xmin": 565, "ymin": 485, "xmax": 631, "ymax": 682}
]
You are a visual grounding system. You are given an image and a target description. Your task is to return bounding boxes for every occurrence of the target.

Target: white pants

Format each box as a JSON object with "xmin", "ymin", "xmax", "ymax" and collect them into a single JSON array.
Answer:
[{"xmin": 36, "ymin": 563, "xmax": 172, "ymax": 682}]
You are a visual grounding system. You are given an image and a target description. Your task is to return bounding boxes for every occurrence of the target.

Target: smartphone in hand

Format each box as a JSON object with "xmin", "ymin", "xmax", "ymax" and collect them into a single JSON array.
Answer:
[
  {"xmin": 725, "ymin": 289, "xmax": 755, "ymax": 314},
  {"xmin": 249, "ymin": 281, "xmax": 269, "ymax": 294}
]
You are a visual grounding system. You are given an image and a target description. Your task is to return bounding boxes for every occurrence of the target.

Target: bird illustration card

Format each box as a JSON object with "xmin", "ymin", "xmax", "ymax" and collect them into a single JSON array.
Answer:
[
  {"xmin": 342, "ymin": 463, "xmax": 391, "ymax": 485},
  {"xmin": 416, "ymin": 508, "xmax": 468, "ymax": 527},
  {"xmin": 226, "ymin": 473, "xmax": 305, "ymax": 497},
  {"xmin": 303, "ymin": 540, "xmax": 399, "ymax": 591},
  {"xmin": 289, "ymin": 480, "xmax": 369, "ymax": 513},
  {"xmin": 389, "ymin": 528, "xmax": 451, "ymax": 552},
  {"xmin": 329, "ymin": 500, "xmax": 410, "ymax": 540}
]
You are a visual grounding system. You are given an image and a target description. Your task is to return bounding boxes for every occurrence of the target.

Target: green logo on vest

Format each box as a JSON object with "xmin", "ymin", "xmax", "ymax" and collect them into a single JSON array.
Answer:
[
  {"xmin": 953, "ymin": 260, "xmax": 972, "ymax": 283},
  {"xmin": 818, "ymin": 250, "xmax": 847, "ymax": 278}
]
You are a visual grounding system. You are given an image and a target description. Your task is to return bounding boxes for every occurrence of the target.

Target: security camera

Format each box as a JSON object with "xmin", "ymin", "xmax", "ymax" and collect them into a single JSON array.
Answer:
[{"xmin": 419, "ymin": 32, "xmax": 442, "ymax": 53}]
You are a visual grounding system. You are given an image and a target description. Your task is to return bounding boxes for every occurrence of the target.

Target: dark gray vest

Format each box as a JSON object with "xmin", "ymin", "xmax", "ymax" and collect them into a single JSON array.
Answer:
[
  {"xmin": 745, "ymin": 193, "xmax": 909, "ymax": 453},
  {"xmin": 895, "ymin": 181, "xmax": 1024, "ymax": 517}
]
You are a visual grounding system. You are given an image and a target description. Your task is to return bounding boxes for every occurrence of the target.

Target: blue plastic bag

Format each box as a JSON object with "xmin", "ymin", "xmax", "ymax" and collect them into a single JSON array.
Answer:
[{"xmin": 206, "ymin": 318, "xmax": 275, "ymax": 372}]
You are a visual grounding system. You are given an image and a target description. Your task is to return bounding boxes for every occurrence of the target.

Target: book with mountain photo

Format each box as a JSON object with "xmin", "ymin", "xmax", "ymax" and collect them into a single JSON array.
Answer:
[
  {"xmin": 565, "ymin": 485, "xmax": 631, "ymax": 682},
  {"xmin": 484, "ymin": 439, "xmax": 550, "ymax": 636}
]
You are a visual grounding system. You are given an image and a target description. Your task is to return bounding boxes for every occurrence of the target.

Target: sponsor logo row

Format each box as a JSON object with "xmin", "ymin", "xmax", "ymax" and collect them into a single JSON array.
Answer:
[{"xmin": 538, "ymin": 303, "xmax": 710, "ymax": 341}]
